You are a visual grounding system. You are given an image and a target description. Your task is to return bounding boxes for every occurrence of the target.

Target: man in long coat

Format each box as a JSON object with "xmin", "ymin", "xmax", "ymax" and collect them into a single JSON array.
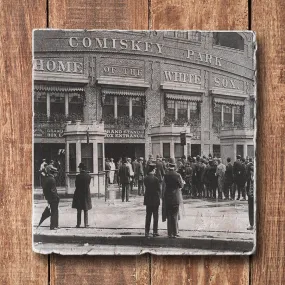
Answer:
[
  {"xmin": 163, "ymin": 158, "xmax": 183, "ymax": 238},
  {"xmin": 155, "ymin": 156, "xmax": 165, "ymax": 187},
  {"xmin": 72, "ymin": 162, "xmax": 92, "ymax": 228},
  {"xmin": 233, "ymin": 155, "xmax": 247, "ymax": 200},
  {"xmin": 118, "ymin": 157, "xmax": 131, "ymax": 202},
  {"xmin": 143, "ymin": 164, "xmax": 161, "ymax": 237},
  {"xmin": 42, "ymin": 165, "xmax": 60, "ymax": 230},
  {"xmin": 224, "ymin": 157, "xmax": 234, "ymax": 200}
]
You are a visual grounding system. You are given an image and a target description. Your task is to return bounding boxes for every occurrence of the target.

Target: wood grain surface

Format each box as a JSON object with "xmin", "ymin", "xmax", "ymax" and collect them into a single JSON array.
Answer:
[
  {"xmin": 0, "ymin": 1, "xmax": 48, "ymax": 285},
  {"xmin": 252, "ymin": 0, "xmax": 285, "ymax": 284},
  {"xmin": 0, "ymin": 0, "xmax": 284, "ymax": 284}
]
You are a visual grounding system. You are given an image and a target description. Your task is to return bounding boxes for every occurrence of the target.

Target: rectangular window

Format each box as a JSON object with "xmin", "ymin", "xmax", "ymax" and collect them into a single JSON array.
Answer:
[
  {"xmin": 236, "ymin": 145, "xmax": 244, "ymax": 158},
  {"xmin": 213, "ymin": 144, "xmax": 221, "ymax": 158},
  {"xmin": 224, "ymin": 105, "xmax": 232, "ymax": 125},
  {"xmin": 117, "ymin": 96, "xmax": 129, "ymax": 117},
  {"xmin": 166, "ymin": 100, "xmax": 175, "ymax": 120},
  {"xmin": 102, "ymin": 95, "xmax": 115, "ymax": 119},
  {"xmin": 191, "ymin": 144, "xmax": 201, "ymax": 157},
  {"xmin": 98, "ymin": 143, "xmax": 103, "ymax": 172},
  {"xmin": 69, "ymin": 143, "xmax": 76, "ymax": 172},
  {"xmin": 250, "ymin": 102, "xmax": 254, "ymax": 128},
  {"xmin": 174, "ymin": 143, "xmax": 184, "ymax": 158},
  {"xmin": 190, "ymin": 102, "xmax": 200, "ymax": 121},
  {"xmin": 247, "ymin": 145, "xmax": 254, "ymax": 158},
  {"xmin": 213, "ymin": 104, "xmax": 222, "ymax": 123},
  {"xmin": 34, "ymin": 91, "xmax": 47, "ymax": 115},
  {"xmin": 177, "ymin": 101, "xmax": 188, "ymax": 120},
  {"xmin": 163, "ymin": 143, "xmax": 170, "ymax": 159},
  {"xmin": 81, "ymin": 143, "xmax": 93, "ymax": 173},
  {"xmin": 152, "ymin": 143, "xmax": 160, "ymax": 158},
  {"xmin": 132, "ymin": 97, "xmax": 144, "ymax": 118},
  {"xmin": 50, "ymin": 93, "xmax": 65, "ymax": 118},
  {"xmin": 69, "ymin": 93, "xmax": 83, "ymax": 120},
  {"xmin": 234, "ymin": 106, "xmax": 243, "ymax": 126}
]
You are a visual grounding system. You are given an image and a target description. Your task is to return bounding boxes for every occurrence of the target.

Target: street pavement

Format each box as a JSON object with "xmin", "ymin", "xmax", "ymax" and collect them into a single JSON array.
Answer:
[{"xmin": 33, "ymin": 187, "xmax": 255, "ymax": 255}]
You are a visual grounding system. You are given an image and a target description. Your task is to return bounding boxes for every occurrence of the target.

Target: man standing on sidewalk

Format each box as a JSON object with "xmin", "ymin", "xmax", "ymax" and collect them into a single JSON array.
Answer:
[
  {"xmin": 42, "ymin": 165, "xmax": 60, "ymax": 230},
  {"xmin": 223, "ymin": 157, "xmax": 234, "ymax": 200},
  {"xmin": 143, "ymin": 164, "xmax": 161, "ymax": 237},
  {"xmin": 163, "ymin": 158, "xmax": 183, "ymax": 238},
  {"xmin": 72, "ymin": 162, "xmax": 92, "ymax": 228},
  {"xmin": 216, "ymin": 158, "xmax": 226, "ymax": 200},
  {"xmin": 138, "ymin": 157, "xmax": 145, "ymax": 196},
  {"xmin": 119, "ymin": 157, "xmax": 131, "ymax": 202},
  {"xmin": 233, "ymin": 155, "xmax": 247, "ymax": 200},
  {"xmin": 155, "ymin": 155, "xmax": 165, "ymax": 190}
]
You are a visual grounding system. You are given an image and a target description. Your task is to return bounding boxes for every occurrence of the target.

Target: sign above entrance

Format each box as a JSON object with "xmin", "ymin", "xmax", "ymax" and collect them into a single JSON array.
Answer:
[
  {"xmin": 102, "ymin": 65, "xmax": 143, "ymax": 78},
  {"xmin": 105, "ymin": 129, "xmax": 145, "ymax": 139}
]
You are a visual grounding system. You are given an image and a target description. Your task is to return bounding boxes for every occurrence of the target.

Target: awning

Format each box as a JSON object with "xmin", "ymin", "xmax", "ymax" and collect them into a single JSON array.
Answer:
[
  {"xmin": 213, "ymin": 97, "xmax": 245, "ymax": 106},
  {"xmin": 34, "ymin": 85, "xmax": 84, "ymax": 93},
  {"xmin": 165, "ymin": 93, "xmax": 202, "ymax": 102},
  {"xmin": 102, "ymin": 88, "xmax": 145, "ymax": 97}
]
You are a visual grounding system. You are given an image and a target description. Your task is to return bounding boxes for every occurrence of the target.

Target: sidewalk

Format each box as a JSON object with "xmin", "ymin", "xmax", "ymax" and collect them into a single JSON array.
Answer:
[{"xmin": 33, "ymin": 188, "xmax": 255, "ymax": 254}]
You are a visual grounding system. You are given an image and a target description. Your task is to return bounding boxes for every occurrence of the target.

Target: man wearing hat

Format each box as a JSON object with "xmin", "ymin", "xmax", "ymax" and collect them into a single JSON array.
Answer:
[
  {"xmin": 42, "ymin": 165, "xmax": 60, "ymax": 230},
  {"xmin": 137, "ymin": 157, "xmax": 145, "ymax": 196},
  {"xmin": 155, "ymin": 155, "xmax": 165, "ymax": 189},
  {"xmin": 162, "ymin": 158, "xmax": 183, "ymax": 238},
  {"xmin": 72, "ymin": 162, "xmax": 92, "ymax": 228},
  {"xmin": 143, "ymin": 163, "xmax": 161, "ymax": 237},
  {"xmin": 233, "ymin": 155, "xmax": 246, "ymax": 200},
  {"xmin": 118, "ymin": 157, "xmax": 131, "ymax": 202}
]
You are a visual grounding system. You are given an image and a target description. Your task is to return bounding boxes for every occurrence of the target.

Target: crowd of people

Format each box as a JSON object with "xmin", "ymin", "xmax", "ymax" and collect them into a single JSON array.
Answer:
[
  {"xmin": 38, "ymin": 153, "xmax": 254, "ymax": 234},
  {"xmin": 108, "ymin": 153, "xmax": 255, "ymax": 235},
  {"xmin": 105, "ymin": 154, "xmax": 254, "ymax": 202}
]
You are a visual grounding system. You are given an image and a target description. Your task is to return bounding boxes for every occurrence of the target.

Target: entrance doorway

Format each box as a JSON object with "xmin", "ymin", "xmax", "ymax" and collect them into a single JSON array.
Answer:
[{"xmin": 105, "ymin": 143, "xmax": 145, "ymax": 163}]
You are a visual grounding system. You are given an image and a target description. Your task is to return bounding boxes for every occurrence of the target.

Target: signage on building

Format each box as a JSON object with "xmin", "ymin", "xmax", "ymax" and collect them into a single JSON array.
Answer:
[
  {"xmin": 105, "ymin": 129, "xmax": 145, "ymax": 139},
  {"xmin": 212, "ymin": 74, "xmax": 244, "ymax": 90},
  {"xmin": 102, "ymin": 65, "xmax": 143, "ymax": 78},
  {"xmin": 68, "ymin": 37, "xmax": 223, "ymax": 67},
  {"xmin": 33, "ymin": 58, "xmax": 83, "ymax": 74},
  {"xmin": 163, "ymin": 70, "xmax": 201, "ymax": 85}
]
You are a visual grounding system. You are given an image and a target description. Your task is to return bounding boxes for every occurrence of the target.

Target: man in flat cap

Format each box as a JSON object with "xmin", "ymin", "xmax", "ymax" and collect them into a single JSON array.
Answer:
[{"xmin": 143, "ymin": 163, "xmax": 161, "ymax": 237}]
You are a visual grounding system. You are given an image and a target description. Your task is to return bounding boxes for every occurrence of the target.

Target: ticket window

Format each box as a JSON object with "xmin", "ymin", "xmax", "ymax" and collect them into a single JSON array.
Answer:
[
  {"xmin": 98, "ymin": 143, "xmax": 103, "ymax": 172},
  {"xmin": 247, "ymin": 145, "xmax": 254, "ymax": 158},
  {"xmin": 69, "ymin": 143, "xmax": 76, "ymax": 172},
  {"xmin": 174, "ymin": 143, "xmax": 184, "ymax": 159},
  {"xmin": 236, "ymin": 145, "xmax": 244, "ymax": 158},
  {"xmin": 81, "ymin": 143, "xmax": 93, "ymax": 173},
  {"xmin": 163, "ymin": 143, "xmax": 170, "ymax": 159}
]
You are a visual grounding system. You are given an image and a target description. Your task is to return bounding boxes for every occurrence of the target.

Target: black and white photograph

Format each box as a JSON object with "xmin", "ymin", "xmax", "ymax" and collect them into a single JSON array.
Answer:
[{"xmin": 32, "ymin": 30, "xmax": 256, "ymax": 255}]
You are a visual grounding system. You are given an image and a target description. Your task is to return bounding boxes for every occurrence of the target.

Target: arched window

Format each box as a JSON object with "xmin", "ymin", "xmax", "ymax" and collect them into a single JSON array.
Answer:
[{"xmin": 213, "ymin": 32, "xmax": 244, "ymax": 51}]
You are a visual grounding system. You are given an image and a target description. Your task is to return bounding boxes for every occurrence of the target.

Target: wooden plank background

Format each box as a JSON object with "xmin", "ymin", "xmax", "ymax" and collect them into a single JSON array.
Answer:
[{"xmin": 0, "ymin": 0, "xmax": 284, "ymax": 284}]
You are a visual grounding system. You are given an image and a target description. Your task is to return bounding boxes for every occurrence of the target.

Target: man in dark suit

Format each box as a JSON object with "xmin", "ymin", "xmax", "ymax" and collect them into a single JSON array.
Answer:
[
  {"xmin": 233, "ymin": 155, "xmax": 246, "ymax": 200},
  {"xmin": 224, "ymin": 157, "xmax": 234, "ymax": 200},
  {"xmin": 118, "ymin": 157, "xmax": 131, "ymax": 202},
  {"xmin": 42, "ymin": 165, "xmax": 60, "ymax": 230},
  {"xmin": 137, "ymin": 157, "xmax": 145, "ymax": 196},
  {"xmin": 163, "ymin": 158, "xmax": 183, "ymax": 238},
  {"xmin": 143, "ymin": 164, "xmax": 161, "ymax": 237},
  {"xmin": 72, "ymin": 162, "xmax": 92, "ymax": 228},
  {"xmin": 155, "ymin": 155, "xmax": 165, "ymax": 186}
]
